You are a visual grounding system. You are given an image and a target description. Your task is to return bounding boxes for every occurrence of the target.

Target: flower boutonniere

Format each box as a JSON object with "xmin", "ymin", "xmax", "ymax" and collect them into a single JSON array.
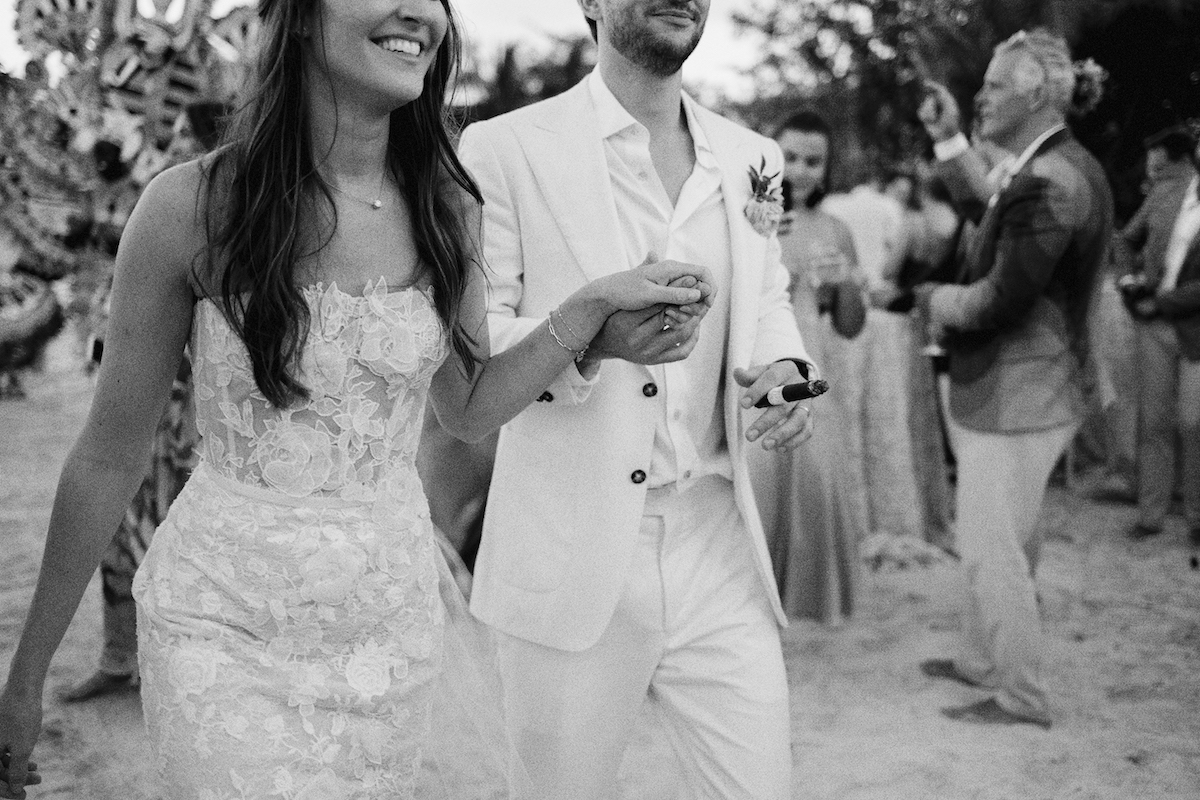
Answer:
[{"xmin": 744, "ymin": 156, "xmax": 784, "ymax": 237}]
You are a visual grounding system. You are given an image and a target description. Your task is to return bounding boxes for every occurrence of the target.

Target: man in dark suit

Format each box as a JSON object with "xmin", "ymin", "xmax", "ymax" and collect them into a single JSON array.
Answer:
[
  {"xmin": 915, "ymin": 29, "xmax": 1114, "ymax": 728},
  {"xmin": 1119, "ymin": 126, "xmax": 1200, "ymax": 545}
]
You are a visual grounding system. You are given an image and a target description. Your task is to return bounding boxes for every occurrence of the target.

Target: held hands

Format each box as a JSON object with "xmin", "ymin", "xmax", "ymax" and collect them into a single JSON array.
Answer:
[
  {"xmin": 583, "ymin": 255, "xmax": 716, "ymax": 370},
  {"xmin": 735, "ymin": 361, "xmax": 815, "ymax": 452},
  {"xmin": 917, "ymin": 81, "xmax": 962, "ymax": 143},
  {"xmin": 586, "ymin": 257, "xmax": 712, "ymax": 316},
  {"xmin": 0, "ymin": 686, "xmax": 43, "ymax": 799}
]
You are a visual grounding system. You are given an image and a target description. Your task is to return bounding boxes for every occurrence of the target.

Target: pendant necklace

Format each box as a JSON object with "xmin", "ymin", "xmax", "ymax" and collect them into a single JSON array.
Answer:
[{"xmin": 328, "ymin": 170, "xmax": 387, "ymax": 211}]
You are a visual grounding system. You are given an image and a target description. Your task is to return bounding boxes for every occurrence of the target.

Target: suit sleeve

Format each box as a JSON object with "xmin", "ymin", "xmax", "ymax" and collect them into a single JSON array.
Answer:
[
  {"xmin": 457, "ymin": 122, "xmax": 598, "ymax": 405},
  {"xmin": 1122, "ymin": 194, "xmax": 1152, "ymax": 255},
  {"xmin": 934, "ymin": 150, "xmax": 995, "ymax": 225},
  {"xmin": 751, "ymin": 141, "xmax": 813, "ymax": 370},
  {"xmin": 1157, "ymin": 283, "xmax": 1200, "ymax": 318},
  {"xmin": 930, "ymin": 171, "xmax": 1077, "ymax": 333},
  {"xmin": 458, "ymin": 123, "xmax": 540, "ymax": 352},
  {"xmin": 1158, "ymin": 244, "xmax": 1200, "ymax": 317}
]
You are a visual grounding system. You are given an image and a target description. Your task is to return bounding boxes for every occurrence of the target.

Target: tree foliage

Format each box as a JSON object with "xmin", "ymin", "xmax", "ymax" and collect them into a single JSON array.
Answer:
[
  {"xmin": 457, "ymin": 34, "xmax": 596, "ymax": 123},
  {"xmin": 730, "ymin": 0, "xmax": 1024, "ymax": 172},
  {"xmin": 732, "ymin": 0, "xmax": 1199, "ymax": 210}
]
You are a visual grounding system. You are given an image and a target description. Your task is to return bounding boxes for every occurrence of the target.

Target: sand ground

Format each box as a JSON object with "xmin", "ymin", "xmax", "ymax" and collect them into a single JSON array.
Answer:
[{"xmin": 2, "ymin": 348, "xmax": 1199, "ymax": 799}]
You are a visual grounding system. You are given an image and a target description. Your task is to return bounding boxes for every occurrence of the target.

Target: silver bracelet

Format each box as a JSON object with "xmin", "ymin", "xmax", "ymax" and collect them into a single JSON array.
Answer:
[
  {"xmin": 554, "ymin": 306, "xmax": 586, "ymax": 345},
  {"xmin": 548, "ymin": 309, "xmax": 588, "ymax": 362}
]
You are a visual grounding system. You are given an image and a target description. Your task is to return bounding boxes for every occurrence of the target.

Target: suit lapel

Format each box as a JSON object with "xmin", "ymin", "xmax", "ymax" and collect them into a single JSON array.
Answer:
[
  {"xmin": 699, "ymin": 105, "xmax": 768, "ymax": 368},
  {"xmin": 516, "ymin": 81, "xmax": 627, "ymax": 282}
]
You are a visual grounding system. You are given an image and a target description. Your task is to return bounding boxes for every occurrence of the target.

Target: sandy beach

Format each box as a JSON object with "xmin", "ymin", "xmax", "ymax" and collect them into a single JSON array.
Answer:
[{"xmin": 2, "ymin": 350, "xmax": 1199, "ymax": 799}]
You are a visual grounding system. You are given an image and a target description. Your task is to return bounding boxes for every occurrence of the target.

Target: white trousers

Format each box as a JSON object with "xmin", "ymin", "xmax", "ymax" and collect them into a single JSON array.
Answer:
[
  {"xmin": 949, "ymin": 419, "xmax": 1077, "ymax": 719},
  {"xmin": 496, "ymin": 476, "xmax": 792, "ymax": 800}
]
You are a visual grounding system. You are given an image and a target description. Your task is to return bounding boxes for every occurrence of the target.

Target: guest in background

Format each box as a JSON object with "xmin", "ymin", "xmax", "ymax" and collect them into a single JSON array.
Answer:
[
  {"xmin": 916, "ymin": 29, "xmax": 1113, "ymax": 728},
  {"xmin": 824, "ymin": 162, "xmax": 926, "ymax": 543},
  {"xmin": 749, "ymin": 110, "xmax": 867, "ymax": 624},
  {"xmin": 1119, "ymin": 125, "xmax": 1200, "ymax": 544},
  {"xmin": 882, "ymin": 168, "xmax": 958, "ymax": 552},
  {"xmin": 1080, "ymin": 233, "xmax": 1140, "ymax": 504}
]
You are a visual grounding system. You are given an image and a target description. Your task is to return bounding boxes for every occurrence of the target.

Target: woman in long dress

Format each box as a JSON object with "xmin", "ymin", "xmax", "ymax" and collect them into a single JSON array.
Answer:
[
  {"xmin": 0, "ymin": 1, "xmax": 709, "ymax": 797},
  {"xmin": 749, "ymin": 111, "xmax": 869, "ymax": 624}
]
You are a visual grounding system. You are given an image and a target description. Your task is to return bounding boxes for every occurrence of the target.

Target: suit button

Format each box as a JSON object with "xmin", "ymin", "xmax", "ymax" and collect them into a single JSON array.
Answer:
[
  {"xmin": 642, "ymin": 382, "xmax": 658, "ymax": 398},
  {"xmin": 537, "ymin": 391, "xmax": 554, "ymax": 403},
  {"xmin": 630, "ymin": 469, "xmax": 647, "ymax": 484}
]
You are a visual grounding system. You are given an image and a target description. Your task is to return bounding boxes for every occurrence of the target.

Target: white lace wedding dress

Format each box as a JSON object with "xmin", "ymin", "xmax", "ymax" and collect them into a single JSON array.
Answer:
[{"xmin": 133, "ymin": 280, "xmax": 520, "ymax": 799}]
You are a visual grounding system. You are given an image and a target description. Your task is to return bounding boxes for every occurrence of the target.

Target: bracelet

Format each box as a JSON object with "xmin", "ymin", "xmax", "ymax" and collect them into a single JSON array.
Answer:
[
  {"xmin": 548, "ymin": 308, "xmax": 589, "ymax": 362},
  {"xmin": 555, "ymin": 307, "xmax": 586, "ymax": 346}
]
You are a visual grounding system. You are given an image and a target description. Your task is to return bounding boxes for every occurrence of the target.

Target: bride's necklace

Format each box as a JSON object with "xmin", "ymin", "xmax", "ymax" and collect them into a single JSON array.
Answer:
[{"xmin": 327, "ymin": 171, "xmax": 387, "ymax": 211}]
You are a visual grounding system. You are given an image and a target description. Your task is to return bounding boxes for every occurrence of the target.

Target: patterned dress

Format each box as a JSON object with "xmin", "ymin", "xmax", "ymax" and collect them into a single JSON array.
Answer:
[
  {"xmin": 748, "ymin": 216, "xmax": 867, "ymax": 624},
  {"xmin": 133, "ymin": 280, "xmax": 518, "ymax": 799}
]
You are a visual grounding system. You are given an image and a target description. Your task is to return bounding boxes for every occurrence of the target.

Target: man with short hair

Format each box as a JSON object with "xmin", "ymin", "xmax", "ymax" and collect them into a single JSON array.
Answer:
[
  {"xmin": 915, "ymin": 29, "xmax": 1114, "ymax": 728},
  {"xmin": 1143, "ymin": 126, "xmax": 1195, "ymax": 191},
  {"xmin": 457, "ymin": 1, "xmax": 815, "ymax": 796},
  {"xmin": 1120, "ymin": 125, "xmax": 1200, "ymax": 545}
]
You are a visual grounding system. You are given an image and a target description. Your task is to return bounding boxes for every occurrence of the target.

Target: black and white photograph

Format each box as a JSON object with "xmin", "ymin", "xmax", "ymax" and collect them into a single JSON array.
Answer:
[{"xmin": 1, "ymin": 0, "xmax": 1199, "ymax": 798}]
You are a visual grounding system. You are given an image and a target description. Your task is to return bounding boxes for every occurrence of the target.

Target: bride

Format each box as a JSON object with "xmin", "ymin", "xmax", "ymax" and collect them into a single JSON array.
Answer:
[{"xmin": 0, "ymin": 0, "xmax": 709, "ymax": 797}]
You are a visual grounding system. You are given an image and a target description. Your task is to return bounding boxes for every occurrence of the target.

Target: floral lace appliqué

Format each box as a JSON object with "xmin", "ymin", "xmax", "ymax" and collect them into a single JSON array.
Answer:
[
  {"xmin": 133, "ymin": 278, "xmax": 456, "ymax": 799},
  {"xmin": 191, "ymin": 279, "xmax": 448, "ymax": 500}
]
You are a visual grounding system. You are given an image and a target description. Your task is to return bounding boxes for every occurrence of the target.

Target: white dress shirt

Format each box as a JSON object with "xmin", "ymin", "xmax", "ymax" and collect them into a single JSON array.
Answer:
[
  {"xmin": 587, "ymin": 71, "xmax": 734, "ymax": 491},
  {"xmin": 1162, "ymin": 175, "xmax": 1200, "ymax": 292}
]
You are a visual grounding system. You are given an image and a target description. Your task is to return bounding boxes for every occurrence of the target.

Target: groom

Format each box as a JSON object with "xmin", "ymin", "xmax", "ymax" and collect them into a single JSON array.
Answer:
[{"xmin": 457, "ymin": 1, "xmax": 814, "ymax": 796}]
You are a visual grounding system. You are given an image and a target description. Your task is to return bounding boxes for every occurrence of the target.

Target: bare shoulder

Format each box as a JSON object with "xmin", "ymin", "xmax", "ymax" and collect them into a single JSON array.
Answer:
[
  {"xmin": 124, "ymin": 159, "xmax": 209, "ymax": 251},
  {"xmin": 134, "ymin": 157, "xmax": 209, "ymax": 225},
  {"xmin": 120, "ymin": 157, "xmax": 212, "ymax": 291}
]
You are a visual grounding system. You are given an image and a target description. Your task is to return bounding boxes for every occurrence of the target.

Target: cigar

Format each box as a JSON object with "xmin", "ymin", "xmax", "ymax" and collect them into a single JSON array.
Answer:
[{"xmin": 754, "ymin": 379, "xmax": 829, "ymax": 408}]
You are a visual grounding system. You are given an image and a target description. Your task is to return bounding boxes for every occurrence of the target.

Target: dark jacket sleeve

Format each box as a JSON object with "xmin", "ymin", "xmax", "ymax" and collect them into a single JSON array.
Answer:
[
  {"xmin": 935, "ymin": 154, "xmax": 993, "ymax": 226},
  {"xmin": 932, "ymin": 171, "xmax": 1077, "ymax": 333},
  {"xmin": 1157, "ymin": 246, "xmax": 1200, "ymax": 318},
  {"xmin": 1122, "ymin": 194, "xmax": 1152, "ymax": 255}
]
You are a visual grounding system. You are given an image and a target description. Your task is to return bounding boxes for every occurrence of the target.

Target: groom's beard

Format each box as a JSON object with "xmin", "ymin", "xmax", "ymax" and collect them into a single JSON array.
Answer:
[{"xmin": 609, "ymin": 1, "xmax": 706, "ymax": 77}]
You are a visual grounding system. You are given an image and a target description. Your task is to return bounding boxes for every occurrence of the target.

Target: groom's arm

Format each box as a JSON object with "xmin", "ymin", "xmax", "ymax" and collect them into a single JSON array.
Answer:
[
  {"xmin": 458, "ymin": 121, "xmax": 601, "ymax": 407},
  {"xmin": 457, "ymin": 122, "xmax": 543, "ymax": 353}
]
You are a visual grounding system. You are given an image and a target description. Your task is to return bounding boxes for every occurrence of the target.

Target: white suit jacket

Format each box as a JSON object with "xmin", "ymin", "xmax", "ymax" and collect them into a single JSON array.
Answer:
[{"xmin": 457, "ymin": 77, "xmax": 810, "ymax": 652}]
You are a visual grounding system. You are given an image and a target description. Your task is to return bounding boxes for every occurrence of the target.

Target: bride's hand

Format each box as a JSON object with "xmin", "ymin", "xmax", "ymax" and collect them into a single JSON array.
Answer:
[
  {"xmin": 0, "ymin": 684, "xmax": 43, "ymax": 799},
  {"xmin": 583, "ymin": 259, "xmax": 712, "ymax": 316}
]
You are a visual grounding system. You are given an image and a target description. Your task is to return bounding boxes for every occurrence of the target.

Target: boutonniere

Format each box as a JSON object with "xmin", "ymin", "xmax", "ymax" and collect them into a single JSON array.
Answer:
[{"xmin": 744, "ymin": 156, "xmax": 784, "ymax": 237}]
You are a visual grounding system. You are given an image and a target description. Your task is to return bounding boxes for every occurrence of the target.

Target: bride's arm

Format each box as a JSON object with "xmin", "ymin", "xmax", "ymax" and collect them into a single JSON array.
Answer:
[
  {"xmin": 428, "ymin": 200, "xmax": 705, "ymax": 443},
  {"xmin": 0, "ymin": 163, "xmax": 199, "ymax": 765}
]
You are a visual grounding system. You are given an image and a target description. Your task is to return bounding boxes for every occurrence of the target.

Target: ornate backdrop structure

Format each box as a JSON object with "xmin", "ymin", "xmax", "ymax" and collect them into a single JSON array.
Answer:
[{"xmin": 0, "ymin": 0, "xmax": 257, "ymax": 395}]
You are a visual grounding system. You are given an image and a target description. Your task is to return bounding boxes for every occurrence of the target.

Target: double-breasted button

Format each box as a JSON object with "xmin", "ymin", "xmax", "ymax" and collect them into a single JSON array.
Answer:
[
  {"xmin": 537, "ymin": 391, "xmax": 554, "ymax": 403},
  {"xmin": 630, "ymin": 469, "xmax": 647, "ymax": 485},
  {"xmin": 642, "ymin": 382, "xmax": 658, "ymax": 398}
]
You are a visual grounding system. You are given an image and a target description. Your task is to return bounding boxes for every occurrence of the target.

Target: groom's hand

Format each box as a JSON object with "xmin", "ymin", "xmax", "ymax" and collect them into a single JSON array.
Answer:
[
  {"xmin": 584, "ymin": 303, "xmax": 702, "ymax": 369},
  {"xmin": 735, "ymin": 362, "xmax": 815, "ymax": 452}
]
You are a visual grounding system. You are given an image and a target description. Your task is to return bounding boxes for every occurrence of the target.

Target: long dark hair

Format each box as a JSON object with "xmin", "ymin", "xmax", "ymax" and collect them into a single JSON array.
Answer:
[
  {"xmin": 776, "ymin": 110, "xmax": 834, "ymax": 211},
  {"xmin": 199, "ymin": 0, "xmax": 482, "ymax": 408}
]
